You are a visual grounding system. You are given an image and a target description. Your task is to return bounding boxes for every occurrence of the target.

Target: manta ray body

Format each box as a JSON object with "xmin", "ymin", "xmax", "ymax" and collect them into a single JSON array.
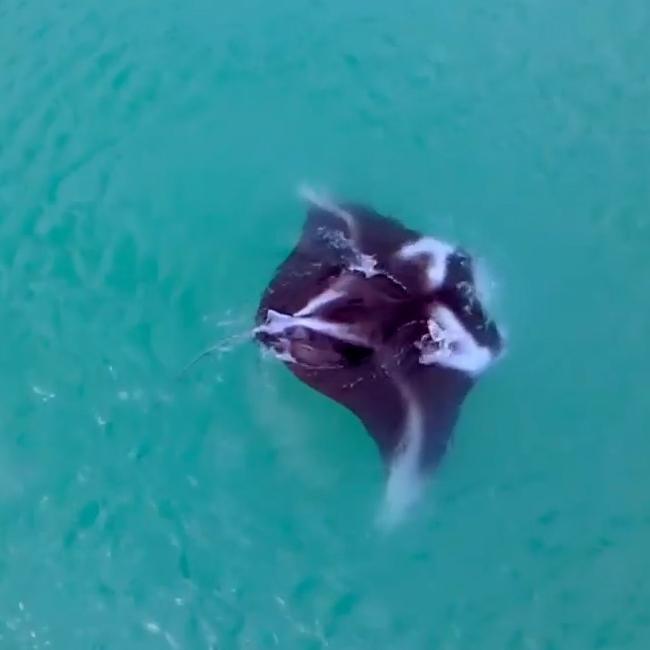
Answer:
[{"xmin": 254, "ymin": 192, "xmax": 503, "ymax": 486}]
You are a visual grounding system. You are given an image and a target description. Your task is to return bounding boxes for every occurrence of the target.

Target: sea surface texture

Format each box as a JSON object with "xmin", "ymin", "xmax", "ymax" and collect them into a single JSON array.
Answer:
[{"xmin": 1, "ymin": 0, "xmax": 649, "ymax": 648}]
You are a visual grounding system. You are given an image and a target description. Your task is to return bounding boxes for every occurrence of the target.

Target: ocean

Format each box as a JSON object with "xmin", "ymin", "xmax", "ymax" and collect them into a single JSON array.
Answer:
[{"xmin": 1, "ymin": 0, "xmax": 648, "ymax": 648}]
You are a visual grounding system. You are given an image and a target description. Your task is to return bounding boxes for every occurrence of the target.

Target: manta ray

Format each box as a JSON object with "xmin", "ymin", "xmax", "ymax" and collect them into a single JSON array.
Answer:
[{"xmin": 254, "ymin": 190, "xmax": 503, "ymax": 498}]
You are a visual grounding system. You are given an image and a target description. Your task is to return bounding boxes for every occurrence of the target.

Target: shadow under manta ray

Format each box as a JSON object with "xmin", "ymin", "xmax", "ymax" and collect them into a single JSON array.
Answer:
[{"xmin": 254, "ymin": 190, "xmax": 503, "ymax": 490}]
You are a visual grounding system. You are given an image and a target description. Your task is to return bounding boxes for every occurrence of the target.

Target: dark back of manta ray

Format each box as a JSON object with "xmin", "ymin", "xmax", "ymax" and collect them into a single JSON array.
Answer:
[{"xmin": 256, "ymin": 202, "xmax": 500, "ymax": 475}]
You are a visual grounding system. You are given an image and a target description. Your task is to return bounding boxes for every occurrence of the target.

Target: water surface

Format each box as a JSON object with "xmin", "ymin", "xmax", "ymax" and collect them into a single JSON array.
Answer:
[{"xmin": 1, "ymin": 1, "xmax": 649, "ymax": 648}]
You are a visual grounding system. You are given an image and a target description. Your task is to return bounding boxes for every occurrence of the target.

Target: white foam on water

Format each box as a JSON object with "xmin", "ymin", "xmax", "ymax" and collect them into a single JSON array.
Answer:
[
  {"xmin": 472, "ymin": 255, "xmax": 509, "ymax": 356},
  {"xmin": 473, "ymin": 255, "xmax": 499, "ymax": 311},
  {"xmin": 31, "ymin": 385, "xmax": 56, "ymax": 403}
]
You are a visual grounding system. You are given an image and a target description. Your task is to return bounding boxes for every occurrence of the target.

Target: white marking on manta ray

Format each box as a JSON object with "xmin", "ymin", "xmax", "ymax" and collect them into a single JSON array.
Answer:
[
  {"xmin": 419, "ymin": 305, "xmax": 494, "ymax": 376},
  {"xmin": 293, "ymin": 260, "xmax": 384, "ymax": 319},
  {"xmin": 397, "ymin": 236, "xmax": 455, "ymax": 290},
  {"xmin": 295, "ymin": 288, "xmax": 346, "ymax": 317},
  {"xmin": 255, "ymin": 309, "xmax": 369, "ymax": 348}
]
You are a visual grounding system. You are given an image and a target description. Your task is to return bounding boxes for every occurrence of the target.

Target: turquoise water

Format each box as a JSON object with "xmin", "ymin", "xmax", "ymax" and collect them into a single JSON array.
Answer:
[{"xmin": 1, "ymin": 0, "xmax": 649, "ymax": 648}]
